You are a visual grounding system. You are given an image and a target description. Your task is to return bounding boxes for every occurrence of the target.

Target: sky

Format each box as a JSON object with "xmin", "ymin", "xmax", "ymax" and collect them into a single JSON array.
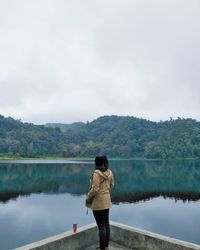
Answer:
[{"xmin": 0, "ymin": 0, "xmax": 200, "ymax": 124}]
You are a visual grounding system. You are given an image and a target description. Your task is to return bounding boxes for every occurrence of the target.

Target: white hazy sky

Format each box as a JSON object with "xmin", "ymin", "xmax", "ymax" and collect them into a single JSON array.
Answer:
[{"xmin": 0, "ymin": 0, "xmax": 200, "ymax": 124}]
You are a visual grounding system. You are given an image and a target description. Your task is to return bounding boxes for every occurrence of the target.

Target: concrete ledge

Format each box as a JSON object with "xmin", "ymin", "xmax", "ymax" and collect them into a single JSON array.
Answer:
[
  {"xmin": 110, "ymin": 221, "xmax": 200, "ymax": 250},
  {"xmin": 14, "ymin": 221, "xmax": 200, "ymax": 250},
  {"xmin": 13, "ymin": 223, "xmax": 98, "ymax": 250}
]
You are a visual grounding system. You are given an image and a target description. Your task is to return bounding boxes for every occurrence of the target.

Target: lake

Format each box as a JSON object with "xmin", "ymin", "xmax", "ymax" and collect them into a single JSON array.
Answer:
[{"xmin": 0, "ymin": 159, "xmax": 200, "ymax": 249}]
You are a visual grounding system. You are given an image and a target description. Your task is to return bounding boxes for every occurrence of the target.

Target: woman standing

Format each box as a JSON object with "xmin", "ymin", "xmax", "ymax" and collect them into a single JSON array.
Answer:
[{"xmin": 86, "ymin": 155, "xmax": 114, "ymax": 250}]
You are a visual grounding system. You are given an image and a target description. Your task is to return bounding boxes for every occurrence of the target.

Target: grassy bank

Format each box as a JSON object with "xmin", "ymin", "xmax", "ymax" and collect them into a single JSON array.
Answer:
[
  {"xmin": 0, "ymin": 155, "xmax": 200, "ymax": 161},
  {"xmin": 0, "ymin": 156, "xmax": 94, "ymax": 161}
]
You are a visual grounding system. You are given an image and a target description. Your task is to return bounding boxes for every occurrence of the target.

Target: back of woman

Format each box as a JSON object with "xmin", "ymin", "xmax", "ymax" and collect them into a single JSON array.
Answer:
[
  {"xmin": 85, "ymin": 156, "xmax": 114, "ymax": 250},
  {"xmin": 86, "ymin": 168, "xmax": 114, "ymax": 210}
]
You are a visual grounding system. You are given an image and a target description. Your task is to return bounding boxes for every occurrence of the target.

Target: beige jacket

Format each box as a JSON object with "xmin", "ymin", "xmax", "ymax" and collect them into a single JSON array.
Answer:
[{"xmin": 86, "ymin": 169, "xmax": 114, "ymax": 211}]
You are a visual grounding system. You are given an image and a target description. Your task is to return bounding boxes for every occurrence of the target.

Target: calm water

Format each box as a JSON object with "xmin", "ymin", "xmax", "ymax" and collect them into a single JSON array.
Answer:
[{"xmin": 0, "ymin": 159, "xmax": 200, "ymax": 249}]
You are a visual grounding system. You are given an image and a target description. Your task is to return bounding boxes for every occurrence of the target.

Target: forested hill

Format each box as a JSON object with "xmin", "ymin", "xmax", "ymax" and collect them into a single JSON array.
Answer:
[{"xmin": 0, "ymin": 114, "xmax": 200, "ymax": 159}]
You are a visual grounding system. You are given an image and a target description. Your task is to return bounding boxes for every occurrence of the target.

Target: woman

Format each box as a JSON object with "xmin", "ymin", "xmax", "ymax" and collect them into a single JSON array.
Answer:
[{"xmin": 86, "ymin": 155, "xmax": 114, "ymax": 250}]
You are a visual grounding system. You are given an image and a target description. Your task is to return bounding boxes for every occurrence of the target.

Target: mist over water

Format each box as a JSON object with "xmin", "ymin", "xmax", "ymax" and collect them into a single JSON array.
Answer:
[{"xmin": 0, "ymin": 159, "xmax": 200, "ymax": 249}]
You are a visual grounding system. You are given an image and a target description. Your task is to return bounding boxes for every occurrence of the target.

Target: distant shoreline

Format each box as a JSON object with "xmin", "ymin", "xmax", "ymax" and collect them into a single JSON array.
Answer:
[
  {"xmin": 0, "ymin": 156, "xmax": 93, "ymax": 161},
  {"xmin": 0, "ymin": 156, "xmax": 199, "ymax": 161}
]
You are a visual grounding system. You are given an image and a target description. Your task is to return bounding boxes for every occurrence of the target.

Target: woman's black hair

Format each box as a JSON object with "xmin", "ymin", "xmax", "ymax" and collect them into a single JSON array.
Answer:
[{"xmin": 95, "ymin": 155, "xmax": 108, "ymax": 172}]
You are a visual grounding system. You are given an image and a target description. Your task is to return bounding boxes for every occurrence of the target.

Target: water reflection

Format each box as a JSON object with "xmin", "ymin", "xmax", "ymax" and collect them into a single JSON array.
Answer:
[
  {"xmin": 1, "ymin": 160, "xmax": 200, "ymax": 249},
  {"xmin": 0, "ymin": 193, "xmax": 94, "ymax": 250},
  {"xmin": 0, "ymin": 162, "xmax": 93, "ymax": 203},
  {"xmin": 111, "ymin": 197, "xmax": 200, "ymax": 245},
  {"xmin": 0, "ymin": 159, "xmax": 200, "ymax": 203},
  {"xmin": 2, "ymin": 193, "xmax": 199, "ymax": 249},
  {"xmin": 111, "ymin": 159, "xmax": 200, "ymax": 203}
]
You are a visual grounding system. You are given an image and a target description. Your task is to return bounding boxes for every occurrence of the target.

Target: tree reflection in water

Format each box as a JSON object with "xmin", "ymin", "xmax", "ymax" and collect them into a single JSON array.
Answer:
[{"xmin": 0, "ymin": 159, "xmax": 200, "ymax": 203}]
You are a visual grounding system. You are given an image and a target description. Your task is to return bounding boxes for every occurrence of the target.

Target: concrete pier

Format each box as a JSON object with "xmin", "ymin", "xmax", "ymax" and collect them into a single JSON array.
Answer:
[
  {"xmin": 110, "ymin": 221, "xmax": 200, "ymax": 250},
  {"xmin": 14, "ymin": 221, "xmax": 200, "ymax": 250}
]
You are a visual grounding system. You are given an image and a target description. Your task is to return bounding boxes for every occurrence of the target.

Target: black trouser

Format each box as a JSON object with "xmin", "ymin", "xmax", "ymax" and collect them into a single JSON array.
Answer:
[{"xmin": 93, "ymin": 209, "xmax": 110, "ymax": 250}]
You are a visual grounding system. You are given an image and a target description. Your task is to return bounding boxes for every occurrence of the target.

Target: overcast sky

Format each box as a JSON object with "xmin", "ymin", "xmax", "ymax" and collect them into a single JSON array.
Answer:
[{"xmin": 0, "ymin": 0, "xmax": 200, "ymax": 124}]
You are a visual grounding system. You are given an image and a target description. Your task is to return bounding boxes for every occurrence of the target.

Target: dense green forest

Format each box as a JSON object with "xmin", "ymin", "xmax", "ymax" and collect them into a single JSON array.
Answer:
[{"xmin": 0, "ymin": 114, "xmax": 200, "ymax": 159}]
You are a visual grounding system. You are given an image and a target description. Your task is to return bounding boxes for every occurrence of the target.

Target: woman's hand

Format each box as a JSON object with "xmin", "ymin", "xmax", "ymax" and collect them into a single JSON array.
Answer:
[{"xmin": 85, "ymin": 196, "xmax": 92, "ymax": 206}]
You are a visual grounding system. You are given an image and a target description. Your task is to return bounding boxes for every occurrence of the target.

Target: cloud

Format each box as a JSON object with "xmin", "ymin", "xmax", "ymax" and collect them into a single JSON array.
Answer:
[{"xmin": 0, "ymin": 0, "xmax": 200, "ymax": 123}]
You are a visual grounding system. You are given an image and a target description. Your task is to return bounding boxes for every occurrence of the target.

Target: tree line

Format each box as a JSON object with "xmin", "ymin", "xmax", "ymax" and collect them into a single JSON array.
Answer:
[{"xmin": 0, "ymin": 114, "xmax": 200, "ymax": 159}]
